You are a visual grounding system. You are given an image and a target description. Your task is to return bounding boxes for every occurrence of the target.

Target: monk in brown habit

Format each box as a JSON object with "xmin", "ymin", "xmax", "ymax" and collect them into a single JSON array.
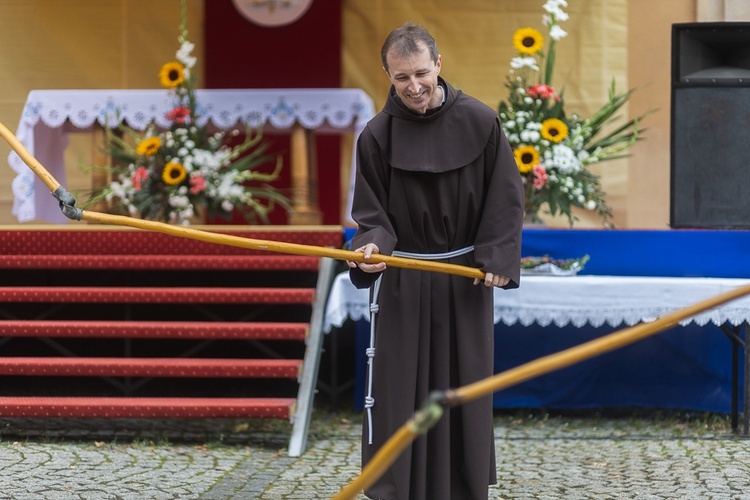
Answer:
[{"xmin": 347, "ymin": 22, "xmax": 524, "ymax": 500}]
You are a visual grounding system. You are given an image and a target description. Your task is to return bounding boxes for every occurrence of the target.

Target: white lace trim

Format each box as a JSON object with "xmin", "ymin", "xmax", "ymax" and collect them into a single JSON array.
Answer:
[
  {"xmin": 9, "ymin": 89, "xmax": 375, "ymax": 222},
  {"xmin": 16, "ymin": 89, "xmax": 375, "ymax": 132},
  {"xmin": 494, "ymin": 306, "xmax": 750, "ymax": 328},
  {"xmin": 324, "ymin": 273, "xmax": 750, "ymax": 332}
]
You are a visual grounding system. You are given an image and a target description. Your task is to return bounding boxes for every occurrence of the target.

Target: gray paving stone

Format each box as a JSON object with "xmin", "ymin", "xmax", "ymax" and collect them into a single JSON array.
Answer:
[{"xmin": 0, "ymin": 413, "xmax": 747, "ymax": 499}]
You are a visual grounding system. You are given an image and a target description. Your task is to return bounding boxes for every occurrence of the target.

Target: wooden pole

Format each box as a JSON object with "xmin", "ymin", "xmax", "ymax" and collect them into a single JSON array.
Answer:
[
  {"xmin": 0, "ymin": 120, "xmax": 485, "ymax": 281},
  {"xmin": 288, "ymin": 123, "xmax": 323, "ymax": 224},
  {"xmin": 80, "ymin": 210, "xmax": 485, "ymax": 279},
  {"xmin": 333, "ymin": 282, "xmax": 750, "ymax": 499},
  {"xmin": 452, "ymin": 283, "xmax": 750, "ymax": 405},
  {"xmin": 0, "ymin": 121, "xmax": 61, "ymax": 194}
]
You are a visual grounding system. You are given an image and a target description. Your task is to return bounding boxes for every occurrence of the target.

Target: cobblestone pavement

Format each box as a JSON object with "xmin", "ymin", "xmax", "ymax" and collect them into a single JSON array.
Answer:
[{"xmin": 0, "ymin": 409, "xmax": 748, "ymax": 499}]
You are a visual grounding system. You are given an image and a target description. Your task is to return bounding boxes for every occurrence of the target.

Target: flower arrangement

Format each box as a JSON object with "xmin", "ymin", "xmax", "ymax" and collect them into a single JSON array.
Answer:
[
  {"xmin": 498, "ymin": 0, "xmax": 651, "ymax": 225},
  {"xmin": 90, "ymin": 3, "xmax": 290, "ymax": 225}
]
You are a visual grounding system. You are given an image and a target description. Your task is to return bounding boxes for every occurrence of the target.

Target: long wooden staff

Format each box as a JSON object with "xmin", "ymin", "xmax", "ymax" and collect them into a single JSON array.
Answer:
[
  {"xmin": 332, "ymin": 282, "xmax": 750, "ymax": 499},
  {"xmin": 0, "ymin": 121, "xmax": 485, "ymax": 281}
]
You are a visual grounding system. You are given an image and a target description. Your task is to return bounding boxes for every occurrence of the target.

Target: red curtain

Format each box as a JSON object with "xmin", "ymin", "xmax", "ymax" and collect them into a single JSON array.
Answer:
[{"xmin": 204, "ymin": 0, "xmax": 342, "ymax": 225}]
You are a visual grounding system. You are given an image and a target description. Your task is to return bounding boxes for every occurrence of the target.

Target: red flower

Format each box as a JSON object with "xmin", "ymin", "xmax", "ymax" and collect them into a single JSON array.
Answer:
[
  {"xmin": 527, "ymin": 84, "xmax": 560, "ymax": 101},
  {"xmin": 132, "ymin": 166, "xmax": 149, "ymax": 191},
  {"xmin": 190, "ymin": 173, "xmax": 206, "ymax": 194},
  {"xmin": 532, "ymin": 164, "xmax": 548, "ymax": 189},
  {"xmin": 166, "ymin": 106, "xmax": 191, "ymax": 124}
]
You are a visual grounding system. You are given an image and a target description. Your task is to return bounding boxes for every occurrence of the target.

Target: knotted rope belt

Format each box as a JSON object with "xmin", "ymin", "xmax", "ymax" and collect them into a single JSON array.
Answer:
[{"xmin": 364, "ymin": 246, "xmax": 474, "ymax": 445}]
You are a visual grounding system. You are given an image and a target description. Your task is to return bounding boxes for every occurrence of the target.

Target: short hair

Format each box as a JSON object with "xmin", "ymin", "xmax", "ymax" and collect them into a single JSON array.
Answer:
[{"xmin": 381, "ymin": 23, "xmax": 439, "ymax": 72}]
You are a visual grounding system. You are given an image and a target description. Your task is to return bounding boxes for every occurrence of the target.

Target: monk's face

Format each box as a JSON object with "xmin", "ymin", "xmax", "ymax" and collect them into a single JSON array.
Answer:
[{"xmin": 385, "ymin": 43, "xmax": 442, "ymax": 115}]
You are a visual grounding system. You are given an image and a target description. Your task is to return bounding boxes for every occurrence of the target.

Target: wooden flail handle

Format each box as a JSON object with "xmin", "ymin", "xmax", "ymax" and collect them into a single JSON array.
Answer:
[{"xmin": 0, "ymin": 120, "xmax": 486, "ymax": 281}]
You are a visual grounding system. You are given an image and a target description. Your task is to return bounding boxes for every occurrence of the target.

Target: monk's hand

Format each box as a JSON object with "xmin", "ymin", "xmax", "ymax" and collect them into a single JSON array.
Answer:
[
  {"xmin": 474, "ymin": 272, "xmax": 510, "ymax": 288},
  {"xmin": 347, "ymin": 243, "xmax": 387, "ymax": 273}
]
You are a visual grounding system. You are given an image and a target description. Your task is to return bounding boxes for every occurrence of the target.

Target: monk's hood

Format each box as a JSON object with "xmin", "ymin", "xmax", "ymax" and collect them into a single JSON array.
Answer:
[{"xmin": 369, "ymin": 77, "xmax": 499, "ymax": 173}]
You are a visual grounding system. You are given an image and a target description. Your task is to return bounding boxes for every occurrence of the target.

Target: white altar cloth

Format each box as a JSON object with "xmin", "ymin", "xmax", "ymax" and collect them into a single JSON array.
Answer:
[
  {"xmin": 323, "ymin": 272, "xmax": 750, "ymax": 332},
  {"xmin": 9, "ymin": 89, "xmax": 376, "ymax": 223}
]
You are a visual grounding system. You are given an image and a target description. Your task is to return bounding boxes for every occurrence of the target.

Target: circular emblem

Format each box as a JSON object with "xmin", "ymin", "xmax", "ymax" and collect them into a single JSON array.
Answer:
[{"xmin": 231, "ymin": 0, "xmax": 314, "ymax": 27}]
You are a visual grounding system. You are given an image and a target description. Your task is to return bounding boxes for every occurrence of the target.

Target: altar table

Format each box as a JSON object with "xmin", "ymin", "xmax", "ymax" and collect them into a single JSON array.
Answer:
[
  {"xmin": 324, "ymin": 272, "xmax": 750, "ymax": 430},
  {"xmin": 8, "ymin": 88, "xmax": 375, "ymax": 224}
]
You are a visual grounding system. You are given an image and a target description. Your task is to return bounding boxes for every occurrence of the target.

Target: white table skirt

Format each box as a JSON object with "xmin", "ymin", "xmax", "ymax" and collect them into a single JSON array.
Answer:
[
  {"xmin": 8, "ymin": 88, "xmax": 375, "ymax": 223},
  {"xmin": 323, "ymin": 272, "xmax": 750, "ymax": 332}
]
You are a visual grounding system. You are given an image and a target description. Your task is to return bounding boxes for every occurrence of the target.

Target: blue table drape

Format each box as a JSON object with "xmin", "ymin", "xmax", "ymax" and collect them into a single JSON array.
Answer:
[{"xmin": 344, "ymin": 228, "xmax": 750, "ymax": 412}]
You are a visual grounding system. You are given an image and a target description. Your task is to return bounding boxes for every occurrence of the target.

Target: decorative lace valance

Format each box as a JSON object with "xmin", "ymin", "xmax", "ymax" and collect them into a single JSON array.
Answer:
[
  {"xmin": 8, "ymin": 89, "xmax": 375, "ymax": 223},
  {"xmin": 323, "ymin": 273, "xmax": 750, "ymax": 332}
]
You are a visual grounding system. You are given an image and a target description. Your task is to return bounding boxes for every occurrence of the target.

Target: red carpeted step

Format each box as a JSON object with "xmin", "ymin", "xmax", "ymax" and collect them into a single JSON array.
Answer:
[
  {"xmin": 0, "ymin": 255, "xmax": 323, "ymax": 270},
  {"xmin": 0, "ymin": 396, "xmax": 296, "ymax": 419},
  {"xmin": 0, "ymin": 287, "xmax": 315, "ymax": 304},
  {"xmin": 0, "ymin": 320, "xmax": 308, "ymax": 340},
  {"xmin": 0, "ymin": 227, "xmax": 343, "ymax": 255},
  {"xmin": 0, "ymin": 357, "xmax": 302, "ymax": 378},
  {"xmin": 0, "ymin": 227, "xmax": 335, "ymax": 436}
]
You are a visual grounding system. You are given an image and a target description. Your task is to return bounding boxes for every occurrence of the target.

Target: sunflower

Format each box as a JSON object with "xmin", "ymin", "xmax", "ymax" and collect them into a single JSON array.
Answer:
[
  {"xmin": 541, "ymin": 118, "xmax": 569, "ymax": 143},
  {"xmin": 162, "ymin": 161, "xmax": 187, "ymax": 185},
  {"xmin": 512, "ymin": 27, "xmax": 544, "ymax": 55},
  {"xmin": 136, "ymin": 136, "xmax": 163, "ymax": 157},
  {"xmin": 159, "ymin": 61, "xmax": 185, "ymax": 88},
  {"xmin": 513, "ymin": 145, "xmax": 540, "ymax": 173}
]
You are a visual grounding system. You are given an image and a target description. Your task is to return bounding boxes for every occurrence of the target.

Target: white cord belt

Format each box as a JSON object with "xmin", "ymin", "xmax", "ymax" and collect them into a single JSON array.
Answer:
[{"xmin": 364, "ymin": 245, "xmax": 474, "ymax": 445}]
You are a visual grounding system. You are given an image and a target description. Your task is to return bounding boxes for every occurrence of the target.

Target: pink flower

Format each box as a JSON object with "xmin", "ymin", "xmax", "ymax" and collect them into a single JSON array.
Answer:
[
  {"xmin": 166, "ymin": 106, "xmax": 191, "ymax": 124},
  {"xmin": 526, "ymin": 84, "xmax": 560, "ymax": 101},
  {"xmin": 532, "ymin": 164, "xmax": 548, "ymax": 189},
  {"xmin": 189, "ymin": 173, "xmax": 206, "ymax": 194},
  {"xmin": 132, "ymin": 166, "xmax": 149, "ymax": 191}
]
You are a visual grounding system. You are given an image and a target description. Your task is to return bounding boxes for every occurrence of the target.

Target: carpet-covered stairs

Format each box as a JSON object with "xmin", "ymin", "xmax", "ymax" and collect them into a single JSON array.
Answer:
[{"xmin": 0, "ymin": 225, "xmax": 342, "ymax": 456}]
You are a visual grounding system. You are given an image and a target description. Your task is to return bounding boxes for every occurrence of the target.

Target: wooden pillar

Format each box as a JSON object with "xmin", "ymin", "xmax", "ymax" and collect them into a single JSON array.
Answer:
[
  {"xmin": 90, "ymin": 126, "xmax": 110, "ymax": 214},
  {"xmin": 340, "ymin": 132, "xmax": 355, "ymax": 225},
  {"xmin": 288, "ymin": 123, "xmax": 323, "ymax": 225}
]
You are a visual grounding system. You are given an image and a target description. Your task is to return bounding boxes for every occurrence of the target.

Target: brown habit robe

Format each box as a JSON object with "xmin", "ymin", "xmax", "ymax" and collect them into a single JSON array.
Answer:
[{"xmin": 350, "ymin": 78, "xmax": 524, "ymax": 500}]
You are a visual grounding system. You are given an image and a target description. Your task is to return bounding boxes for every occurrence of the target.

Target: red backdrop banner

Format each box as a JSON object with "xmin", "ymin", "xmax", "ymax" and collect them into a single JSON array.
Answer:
[{"xmin": 204, "ymin": 0, "xmax": 343, "ymax": 225}]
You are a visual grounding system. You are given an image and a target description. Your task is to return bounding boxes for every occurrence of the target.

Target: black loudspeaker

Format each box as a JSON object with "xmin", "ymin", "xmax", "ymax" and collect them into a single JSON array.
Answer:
[{"xmin": 671, "ymin": 23, "xmax": 750, "ymax": 229}]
